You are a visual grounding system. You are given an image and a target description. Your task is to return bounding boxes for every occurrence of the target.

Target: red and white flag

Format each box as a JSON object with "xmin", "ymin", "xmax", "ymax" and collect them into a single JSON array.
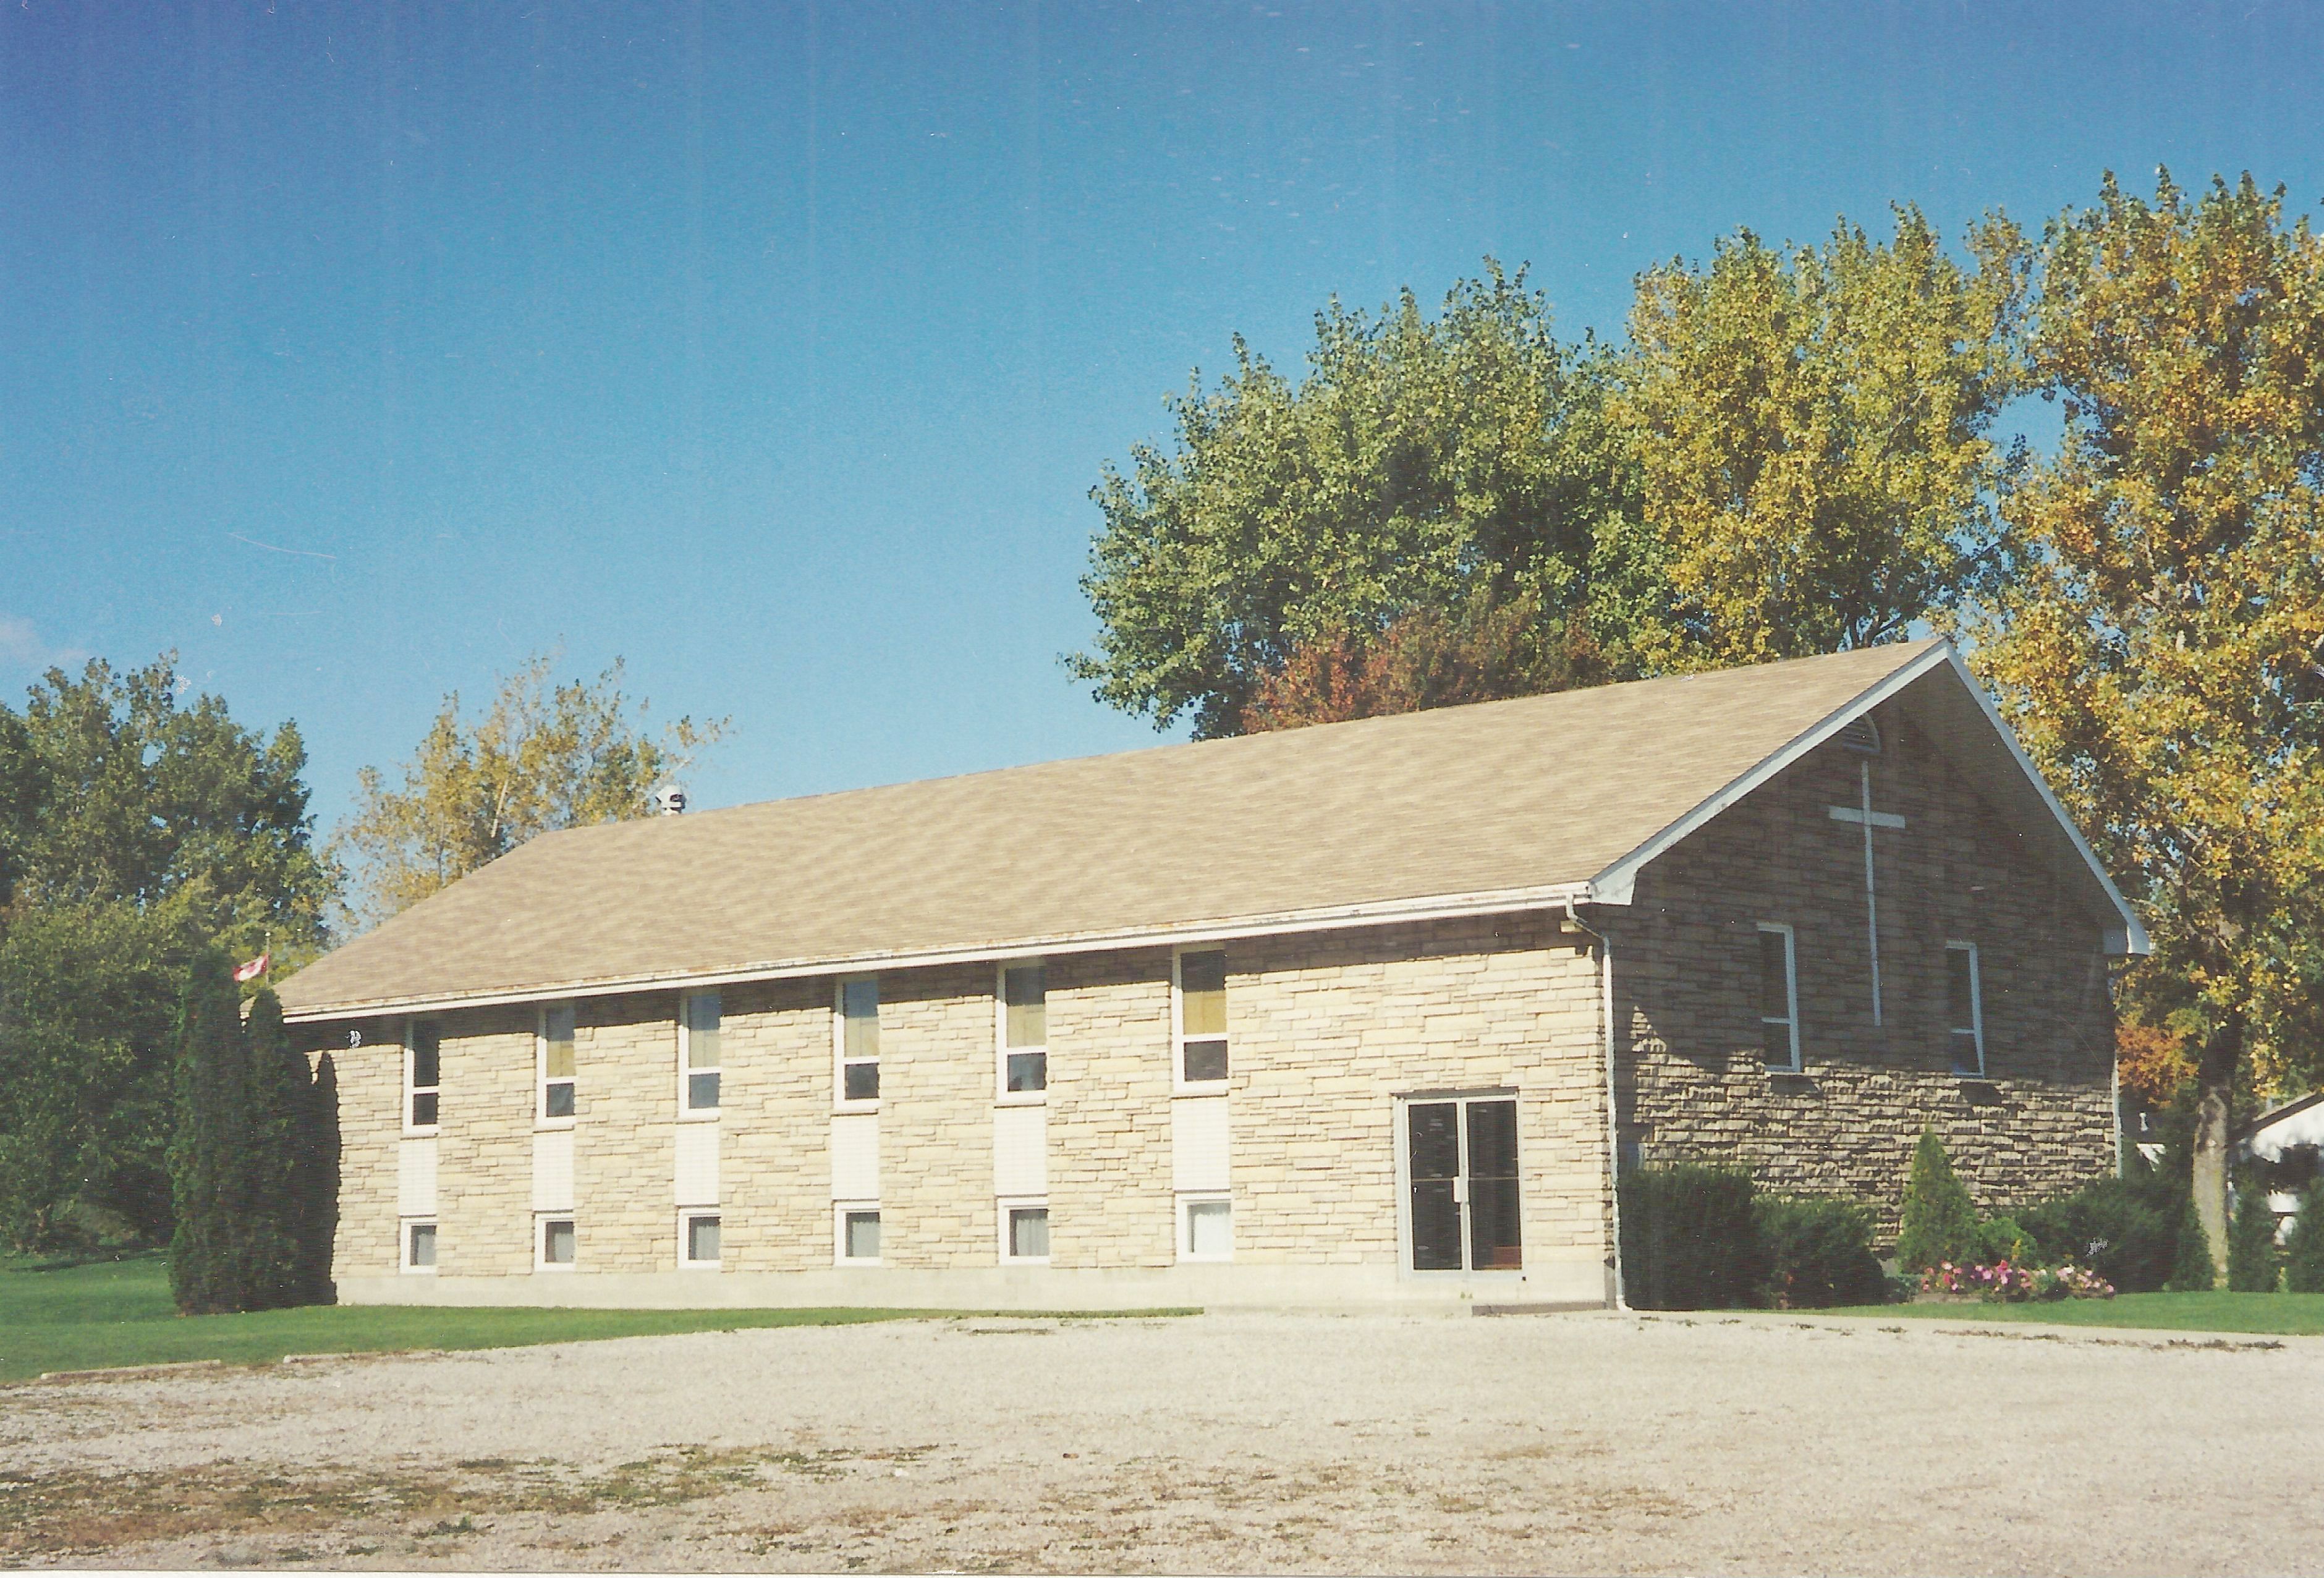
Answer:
[{"xmin": 234, "ymin": 953, "xmax": 270, "ymax": 983}]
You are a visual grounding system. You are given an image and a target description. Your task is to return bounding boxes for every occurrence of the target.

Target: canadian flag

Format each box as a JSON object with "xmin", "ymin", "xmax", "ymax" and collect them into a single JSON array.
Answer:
[{"xmin": 234, "ymin": 954, "xmax": 270, "ymax": 983}]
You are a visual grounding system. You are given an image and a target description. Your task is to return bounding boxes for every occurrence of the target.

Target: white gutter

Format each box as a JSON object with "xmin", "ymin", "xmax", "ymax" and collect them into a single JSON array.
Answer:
[
  {"xmin": 280, "ymin": 879, "xmax": 1598, "ymax": 1024},
  {"xmin": 1564, "ymin": 894, "xmax": 1626, "ymax": 1312}
]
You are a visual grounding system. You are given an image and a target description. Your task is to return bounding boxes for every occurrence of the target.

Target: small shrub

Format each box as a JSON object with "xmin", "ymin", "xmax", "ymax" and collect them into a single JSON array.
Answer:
[
  {"xmin": 1974, "ymin": 1215, "xmax": 2037, "ymax": 1265},
  {"xmin": 2286, "ymin": 1182, "xmax": 2324, "ymax": 1294},
  {"xmin": 2227, "ymin": 1182, "xmax": 2281, "ymax": 1292},
  {"xmin": 2021, "ymin": 1177, "xmax": 2178, "ymax": 1292},
  {"xmin": 2165, "ymin": 1192, "xmax": 2216, "ymax": 1292},
  {"xmin": 1618, "ymin": 1164, "xmax": 1758, "ymax": 1310},
  {"xmin": 1895, "ymin": 1130, "xmax": 1979, "ymax": 1272},
  {"xmin": 1753, "ymin": 1195, "xmax": 1885, "ymax": 1308}
]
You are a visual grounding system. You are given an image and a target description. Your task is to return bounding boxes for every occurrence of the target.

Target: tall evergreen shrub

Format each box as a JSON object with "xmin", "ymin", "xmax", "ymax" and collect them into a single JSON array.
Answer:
[
  {"xmin": 1894, "ymin": 1129, "xmax": 1979, "ymax": 1271},
  {"xmin": 166, "ymin": 959, "xmax": 336, "ymax": 1313},
  {"xmin": 2165, "ymin": 1191, "xmax": 2216, "ymax": 1291},
  {"xmin": 2284, "ymin": 1181, "xmax": 2324, "ymax": 1294},
  {"xmin": 2226, "ymin": 1179, "xmax": 2281, "ymax": 1292},
  {"xmin": 1618, "ymin": 1164, "xmax": 1759, "ymax": 1309}
]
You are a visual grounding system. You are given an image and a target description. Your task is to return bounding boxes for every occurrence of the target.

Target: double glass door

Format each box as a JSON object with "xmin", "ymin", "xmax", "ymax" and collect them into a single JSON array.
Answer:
[{"xmin": 1406, "ymin": 1097, "xmax": 1522, "ymax": 1272}]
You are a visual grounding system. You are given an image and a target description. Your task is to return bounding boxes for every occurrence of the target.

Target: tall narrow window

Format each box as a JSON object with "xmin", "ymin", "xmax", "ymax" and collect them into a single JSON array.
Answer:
[
  {"xmin": 840, "ymin": 978, "xmax": 880, "ymax": 1103},
  {"xmin": 1176, "ymin": 949, "xmax": 1228, "ymax": 1086},
  {"xmin": 1757, "ymin": 923, "xmax": 1800, "ymax": 1072},
  {"xmin": 540, "ymin": 1003, "xmax": 577, "ymax": 1122},
  {"xmin": 681, "ymin": 992, "xmax": 721, "ymax": 1114},
  {"xmin": 1001, "ymin": 964, "xmax": 1047, "ymax": 1096},
  {"xmin": 407, "ymin": 1022, "xmax": 441, "ymax": 1130},
  {"xmin": 1947, "ymin": 943, "xmax": 1986, "ymax": 1076}
]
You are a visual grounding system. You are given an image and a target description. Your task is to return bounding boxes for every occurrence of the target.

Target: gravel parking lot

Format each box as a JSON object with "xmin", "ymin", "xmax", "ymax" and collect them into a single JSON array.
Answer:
[{"xmin": 3, "ymin": 1308, "xmax": 2317, "ymax": 1574}]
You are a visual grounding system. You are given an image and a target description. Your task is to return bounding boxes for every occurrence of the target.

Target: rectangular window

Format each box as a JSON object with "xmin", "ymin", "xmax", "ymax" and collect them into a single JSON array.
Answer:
[
  {"xmin": 1180, "ymin": 1194, "xmax": 1232, "ymax": 1262},
  {"xmin": 1000, "ymin": 963, "xmax": 1047, "ymax": 1097},
  {"xmin": 839, "ymin": 977, "xmax": 880, "ymax": 1105},
  {"xmin": 1003, "ymin": 1202, "xmax": 1050, "ymax": 1262},
  {"xmin": 540, "ymin": 1003, "xmax": 577, "ymax": 1123},
  {"xmin": 1948, "ymin": 942, "xmax": 1986, "ymax": 1076},
  {"xmin": 1176, "ymin": 948, "xmax": 1229, "ymax": 1087},
  {"xmin": 681, "ymin": 992, "xmax": 721, "ymax": 1115},
  {"xmin": 406, "ymin": 1022, "xmax": 441, "ymax": 1130},
  {"xmin": 681, "ymin": 1211, "xmax": 722, "ymax": 1268},
  {"xmin": 1757, "ymin": 923, "xmax": 1800, "ymax": 1072},
  {"xmin": 839, "ymin": 1205, "xmax": 881, "ymax": 1263},
  {"xmin": 537, "ymin": 1216, "xmax": 576, "ymax": 1270},
  {"xmin": 403, "ymin": 1220, "xmax": 437, "ymax": 1272}
]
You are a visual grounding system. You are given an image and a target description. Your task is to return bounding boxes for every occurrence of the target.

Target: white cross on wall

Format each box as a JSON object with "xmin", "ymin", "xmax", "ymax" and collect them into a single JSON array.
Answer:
[{"xmin": 1827, "ymin": 758, "xmax": 1906, "ymax": 1025}]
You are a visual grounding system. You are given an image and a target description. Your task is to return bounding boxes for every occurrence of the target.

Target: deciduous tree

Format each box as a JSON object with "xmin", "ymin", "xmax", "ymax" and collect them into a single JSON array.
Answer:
[
  {"xmin": 1073, "ymin": 264, "xmax": 1650, "ymax": 737},
  {"xmin": 1971, "ymin": 171, "xmax": 2324, "ymax": 1283},
  {"xmin": 336, "ymin": 653, "xmax": 727, "ymax": 927},
  {"xmin": 1611, "ymin": 206, "xmax": 2026, "ymax": 668}
]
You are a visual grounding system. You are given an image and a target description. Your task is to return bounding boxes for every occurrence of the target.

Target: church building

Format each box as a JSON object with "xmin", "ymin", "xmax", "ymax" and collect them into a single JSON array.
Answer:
[{"xmin": 277, "ymin": 638, "xmax": 2145, "ymax": 1309}]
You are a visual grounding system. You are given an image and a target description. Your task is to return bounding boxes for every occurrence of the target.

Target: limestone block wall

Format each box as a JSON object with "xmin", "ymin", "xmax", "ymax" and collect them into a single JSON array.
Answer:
[
  {"xmin": 572, "ymin": 993, "xmax": 681, "ymax": 1275},
  {"xmin": 1045, "ymin": 948, "xmax": 1176, "ymax": 1270},
  {"xmin": 1229, "ymin": 918, "xmax": 1608, "ymax": 1271},
  {"xmin": 1609, "ymin": 700, "xmax": 2118, "ymax": 1237},
  {"xmin": 878, "ymin": 963, "xmax": 1000, "ymax": 1270},
  {"xmin": 721, "ymin": 975, "xmax": 840, "ymax": 1273},
  {"xmin": 434, "ymin": 1005, "xmax": 536, "ymax": 1277},
  {"xmin": 297, "ymin": 1030, "xmax": 397, "ymax": 1279}
]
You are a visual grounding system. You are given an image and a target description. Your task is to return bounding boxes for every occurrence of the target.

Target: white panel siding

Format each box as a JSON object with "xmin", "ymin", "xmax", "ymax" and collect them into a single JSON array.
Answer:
[
  {"xmin": 992, "ymin": 1105, "xmax": 1048, "ymax": 1198},
  {"xmin": 830, "ymin": 1113, "xmax": 880, "ymax": 1200},
  {"xmin": 1172, "ymin": 1096, "xmax": 1231, "ymax": 1193},
  {"xmin": 397, "ymin": 1135, "xmax": 438, "ymax": 1217},
  {"xmin": 674, "ymin": 1122, "xmax": 720, "ymax": 1207},
  {"xmin": 532, "ymin": 1130, "xmax": 575, "ymax": 1213}
]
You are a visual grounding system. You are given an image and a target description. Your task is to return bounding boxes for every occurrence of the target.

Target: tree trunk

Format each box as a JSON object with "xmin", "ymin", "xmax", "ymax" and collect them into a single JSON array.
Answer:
[{"xmin": 2189, "ymin": 1010, "xmax": 2242, "ymax": 1287}]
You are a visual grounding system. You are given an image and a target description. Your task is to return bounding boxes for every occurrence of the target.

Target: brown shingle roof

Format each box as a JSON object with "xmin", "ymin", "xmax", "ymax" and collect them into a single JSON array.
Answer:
[{"xmin": 278, "ymin": 641, "xmax": 1961, "ymax": 1020}]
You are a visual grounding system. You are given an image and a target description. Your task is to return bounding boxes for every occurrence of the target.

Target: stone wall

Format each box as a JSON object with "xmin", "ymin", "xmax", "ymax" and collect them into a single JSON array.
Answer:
[{"xmin": 1606, "ymin": 701, "xmax": 2119, "ymax": 1239}]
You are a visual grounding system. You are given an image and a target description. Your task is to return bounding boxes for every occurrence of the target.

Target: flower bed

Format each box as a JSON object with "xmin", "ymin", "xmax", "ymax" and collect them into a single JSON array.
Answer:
[{"xmin": 1919, "ymin": 1259, "xmax": 2115, "ymax": 1302}]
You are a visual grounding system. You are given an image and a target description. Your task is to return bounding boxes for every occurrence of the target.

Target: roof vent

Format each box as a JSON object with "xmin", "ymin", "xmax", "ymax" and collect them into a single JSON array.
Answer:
[
  {"xmin": 651, "ymin": 784, "xmax": 688, "ymax": 816},
  {"xmin": 1839, "ymin": 716, "xmax": 1882, "ymax": 755}
]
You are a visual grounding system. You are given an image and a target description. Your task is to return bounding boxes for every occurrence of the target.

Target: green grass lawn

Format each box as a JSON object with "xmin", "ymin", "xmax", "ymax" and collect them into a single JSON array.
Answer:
[
  {"xmin": 0, "ymin": 1252, "xmax": 1191, "ymax": 1385},
  {"xmin": 1820, "ymin": 1290, "xmax": 2324, "ymax": 1336}
]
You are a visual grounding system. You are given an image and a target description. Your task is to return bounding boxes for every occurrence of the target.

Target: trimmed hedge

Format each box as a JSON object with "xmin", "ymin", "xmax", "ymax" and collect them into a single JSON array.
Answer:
[
  {"xmin": 1618, "ymin": 1165, "xmax": 1758, "ymax": 1310},
  {"xmin": 1753, "ymin": 1195, "xmax": 1885, "ymax": 1309},
  {"xmin": 2020, "ymin": 1173, "xmax": 2180, "ymax": 1293}
]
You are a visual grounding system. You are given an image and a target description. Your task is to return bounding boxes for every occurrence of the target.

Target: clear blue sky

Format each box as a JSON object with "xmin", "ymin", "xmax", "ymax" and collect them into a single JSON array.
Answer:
[{"xmin": 6, "ymin": 1, "xmax": 2320, "ymax": 828}]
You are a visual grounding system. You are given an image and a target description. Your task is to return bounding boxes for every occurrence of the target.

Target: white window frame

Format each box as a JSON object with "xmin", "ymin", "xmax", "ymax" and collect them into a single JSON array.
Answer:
[
  {"xmin": 677, "ymin": 991, "xmax": 721, "ymax": 1121},
  {"xmin": 678, "ymin": 1208, "xmax": 723, "ymax": 1270},
  {"xmin": 998, "ymin": 1195, "xmax": 1051, "ymax": 1265},
  {"xmin": 834, "ymin": 975, "xmax": 880, "ymax": 1113},
  {"xmin": 1172, "ymin": 946, "xmax": 1231, "ymax": 1095},
  {"xmin": 401, "ymin": 1218, "xmax": 438, "ymax": 1274},
  {"xmin": 995, "ymin": 959, "xmax": 1048, "ymax": 1105},
  {"xmin": 834, "ymin": 1201, "xmax": 882, "ymax": 1266},
  {"xmin": 402, "ymin": 1019, "xmax": 441, "ymax": 1137},
  {"xmin": 536, "ymin": 1003, "xmax": 577, "ymax": 1130},
  {"xmin": 1757, "ymin": 922, "xmax": 1802, "ymax": 1073},
  {"xmin": 535, "ymin": 1213, "xmax": 577, "ymax": 1272},
  {"xmin": 1177, "ymin": 1191, "xmax": 1233, "ymax": 1263},
  {"xmin": 1947, "ymin": 940, "xmax": 1987, "ymax": 1077}
]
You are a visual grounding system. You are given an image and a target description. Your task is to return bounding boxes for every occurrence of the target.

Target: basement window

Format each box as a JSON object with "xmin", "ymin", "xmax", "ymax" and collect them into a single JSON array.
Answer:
[
  {"xmin": 838, "ymin": 1205, "xmax": 881, "ymax": 1264},
  {"xmin": 538, "ymin": 1215, "xmax": 577, "ymax": 1270},
  {"xmin": 1001, "ymin": 1200, "xmax": 1051, "ymax": 1263},
  {"xmin": 402, "ymin": 1220, "xmax": 437, "ymax": 1273},
  {"xmin": 680, "ymin": 1210, "xmax": 722, "ymax": 1268}
]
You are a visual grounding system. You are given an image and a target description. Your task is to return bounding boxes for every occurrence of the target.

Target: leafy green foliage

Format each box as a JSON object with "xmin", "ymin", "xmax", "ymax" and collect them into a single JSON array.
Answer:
[
  {"xmin": 1612, "ymin": 207, "xmax": 2025, "ymax": 669},
  {"xmin": 336, "ymin": 652, "xmax": 727, "ymax": 928},
  {"xmin": 1752, "ymin": 1194, "xmax": 1886, "ymax": 1309},
  {"xmin": 2166, "ymin": 1192, "xmax": 2218, "ymax": 1292},
  {"xmin": 1618, "ymin": 1164, "xmax": 1760, "ymax": 1309},
  {"xmin": 1970, "ymin": 170, "xmax": 2324, "ymax": 1275},
  {"xmin": 2021, "ymin": 1174, "xmax": 2180, "ymax": 1293},
  {"xmin": 1072, "ymin": 263, "xmax": 1650, "ymax": 738},
  {"xmin": 168, "ymin": 962, "xmax": 334, "ymax": 1314},
  {"xmin": 2284, "ymin": 1182, "xmax": 2324, "ymax": 1294},
  {"xmin": 1894, "ymin": 1130, "xmax": 1980, "ymax": 1272},
  {"xmin": 2227, "ymin": 1180, "xmax": 2281, "ymax": 1292},
  {"xmin": 1974, "ymin": 1216, "xmax": 2037, "ymax": 1265}
]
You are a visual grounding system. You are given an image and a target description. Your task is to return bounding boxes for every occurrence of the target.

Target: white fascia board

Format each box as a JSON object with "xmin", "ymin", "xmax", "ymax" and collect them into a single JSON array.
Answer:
[
  {"xmin": 1584, "ymin": 642, "xmax": 1956, "ymax": 909},
  {"xmin": 1934, "ymin": 644, "xmax": 2150, "ymax": 956},
  {"xmin": 278, "ymin": 879, "xmax": 1595, "ymax": 1024}
]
